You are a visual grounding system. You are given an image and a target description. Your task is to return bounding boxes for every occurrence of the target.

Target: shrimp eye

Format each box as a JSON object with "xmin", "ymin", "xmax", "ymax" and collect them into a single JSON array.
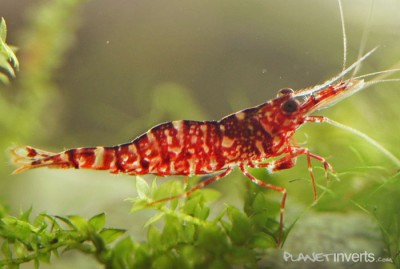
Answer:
[
  {"xmin": 277, "ymin": 88, "xmax": 294, "ymax": 97},
  {"xmin": 281, "ymin": 98, "xmax": 300, "ymax": 114}
]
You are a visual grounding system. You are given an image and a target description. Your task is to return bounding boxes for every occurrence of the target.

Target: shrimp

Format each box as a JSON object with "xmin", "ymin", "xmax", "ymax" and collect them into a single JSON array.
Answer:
[{"xmin": 9, "ymin": 0, "xmax": 400, "ymax": 245}]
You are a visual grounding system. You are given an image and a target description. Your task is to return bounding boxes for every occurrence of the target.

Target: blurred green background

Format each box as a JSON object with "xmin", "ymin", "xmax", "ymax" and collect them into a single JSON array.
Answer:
[{"xmin": 1, "ymin": 0, "xmax": 400, "ymax": 268}]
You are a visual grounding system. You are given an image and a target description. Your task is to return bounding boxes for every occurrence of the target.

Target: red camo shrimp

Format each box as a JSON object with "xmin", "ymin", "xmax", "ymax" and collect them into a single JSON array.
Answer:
[{"xmin": 9, "ymin": 1, "xmax": 400, "ymax": 246}]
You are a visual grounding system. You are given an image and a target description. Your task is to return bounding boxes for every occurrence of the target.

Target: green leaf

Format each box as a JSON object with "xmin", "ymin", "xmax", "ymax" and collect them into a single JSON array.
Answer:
[
  {"xmin": 227, "ymin": 206, "xmax": 252, "ymax": 245},
  {"xmin": 197, "ymin": 225, "xmax": 227, "ymax": 253},
  {"xmin": 194, "ymin": 203, "xmax": 210, "ymax": 220},
  {"xmin": 250, "ymin": 232, "xmax": 276, "ymax": 248},
  {"xmin": 179, "ymin": 223, "xmax": 195, "ymax": 243},
  {"xmin": 2, "ymin": 216, "xmax": 39, "ymax": 234},
  {"xmin": 169, "ymin": 193, "xmax": 179, "ymax": 210},
  {"xmin": 99, "ymin": 228, "xmax": 126, "ymax": 244},
  {"xmin": 151, "ymin": 178, "xmax": 158, "ymax": 196},
  {"xmin": 182, "ymin": 196, "xmax": 198, "ymax": 215},
  {"xmin": 160, "ymin": 217, "xmax": 179, "ymax": 248},
  {"xmin": 147, "ymin": 225, "xmax": 161, "ymax": 246},
  {"xmin": 219, "ymin": 219, "xmax": 231, "ymax": 233},
  {"xmin": 14, "ymin": 240, "xmax": 29, "ymax": 259},
  {"xmin": 183, "ymin": 193, "xmax": 210, "ymax": 220},
  {"xmin": 130, "ymin": 198, "xmax": 150, "ymax": 213},
  {"xmin": 136, "ymin": 176, "xmax": 150, "ymax": 199},
  {"xmin": 144, "ymin": 212, "xmax": 165, "ymax": 227},
  {"xmin": 0, "ymin": 56, "xmax": 15, "ymax": 77},
  {"xmin": 68, "ymin": 215, "xmax": 89, "ymax": 233},
  {"xmin": 198, "ymin": 188, "xmax": 221, "ymax": 203},
  {"xmin": 0, "ymin": 38, "xmax": 19, "ymax": 69},
  {"xmin": 54, "ymin": 215, "xmax": 76, "ymax": 230},
  {"xmin": 43, "ymin": 215, "xmax": 61, "ymax": 231},
  {"xmin": 0, "ymin": 17, "xmax": 19, "ymax": 82},
  {"xmin": 0, "ymin": 72, "xmax": 9, "ymax": 84},
  {"xmin": 0, "ymin": 18, "xmax": 7, "ymax": 43},
  {"xmin": 181, "ymin": 245, "xmax": 203, "ymax": 267},
  {"xmin": 251, "ymin": 192, "xmax": 268, "ymax": 213},
  {"xmin": 19, "ymin": 207, "xmax": 33, "ymax": 222},
  {"xmin": 153, "ymin": 180, "xmax": 183, "ymax": 201},
  {"xmin": 1, "ymin": 240, "xmax": 12, "ymax": 259},
  {"xmin": 111, "ymin": 237, "xmax": 135, "ymax": 268},
  {"xmin": 89, "ymin": 213, "xmax": 106, "ymax": 233}
]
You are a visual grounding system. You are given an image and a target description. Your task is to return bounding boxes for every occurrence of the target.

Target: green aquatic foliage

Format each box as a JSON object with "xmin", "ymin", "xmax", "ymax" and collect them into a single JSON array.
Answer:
[
  {"xmin": 0, "ymin": 178, "xmax": 281, "ymax": 269},
  {"xmin": 0, "ymin": 209, "xmax": 125, "ymax": 268},
  {"xmin": 111, "ymin": 177, "xmax": 279, "ymax": 269},
  {"xmin": 1, "ymin": 170, "xmax": 400, "ymax": 268},
  {"xmin": 0, "ymin": 18, "xmax": 19, "ymax": 84}
]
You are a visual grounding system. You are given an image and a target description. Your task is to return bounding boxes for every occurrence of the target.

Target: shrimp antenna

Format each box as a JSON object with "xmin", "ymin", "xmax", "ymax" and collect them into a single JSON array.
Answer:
[
  {"xmin": 353, "ymin": 69, "xmax": 400, "ymax": 80},
  {"xmin": 364, "ymin": 78, "xmax": 400, "ymax": 88},
  {"xmin": 338, "ymin": 0, "xmax": 347, "ymax": 73},
  {"xmin": 352, "ymin": 0, "xmax": 375, "ymax": 78},
  {"xmin": 294, "ymin": 0, "xmax": 378, "ymax": 98},
  {"xmin": 322, "ymin": 118, "xmax": 400, "ymax": 167},
  {"xmin": 293, "ymin": 47, "xmax": 377, "ymax": 98}
]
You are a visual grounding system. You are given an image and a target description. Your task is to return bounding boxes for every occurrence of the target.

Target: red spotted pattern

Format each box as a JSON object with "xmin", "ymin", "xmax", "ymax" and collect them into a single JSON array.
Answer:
[{"xmin": 11, "ymin": 84, "xmax": 347, "ymax": 246}]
